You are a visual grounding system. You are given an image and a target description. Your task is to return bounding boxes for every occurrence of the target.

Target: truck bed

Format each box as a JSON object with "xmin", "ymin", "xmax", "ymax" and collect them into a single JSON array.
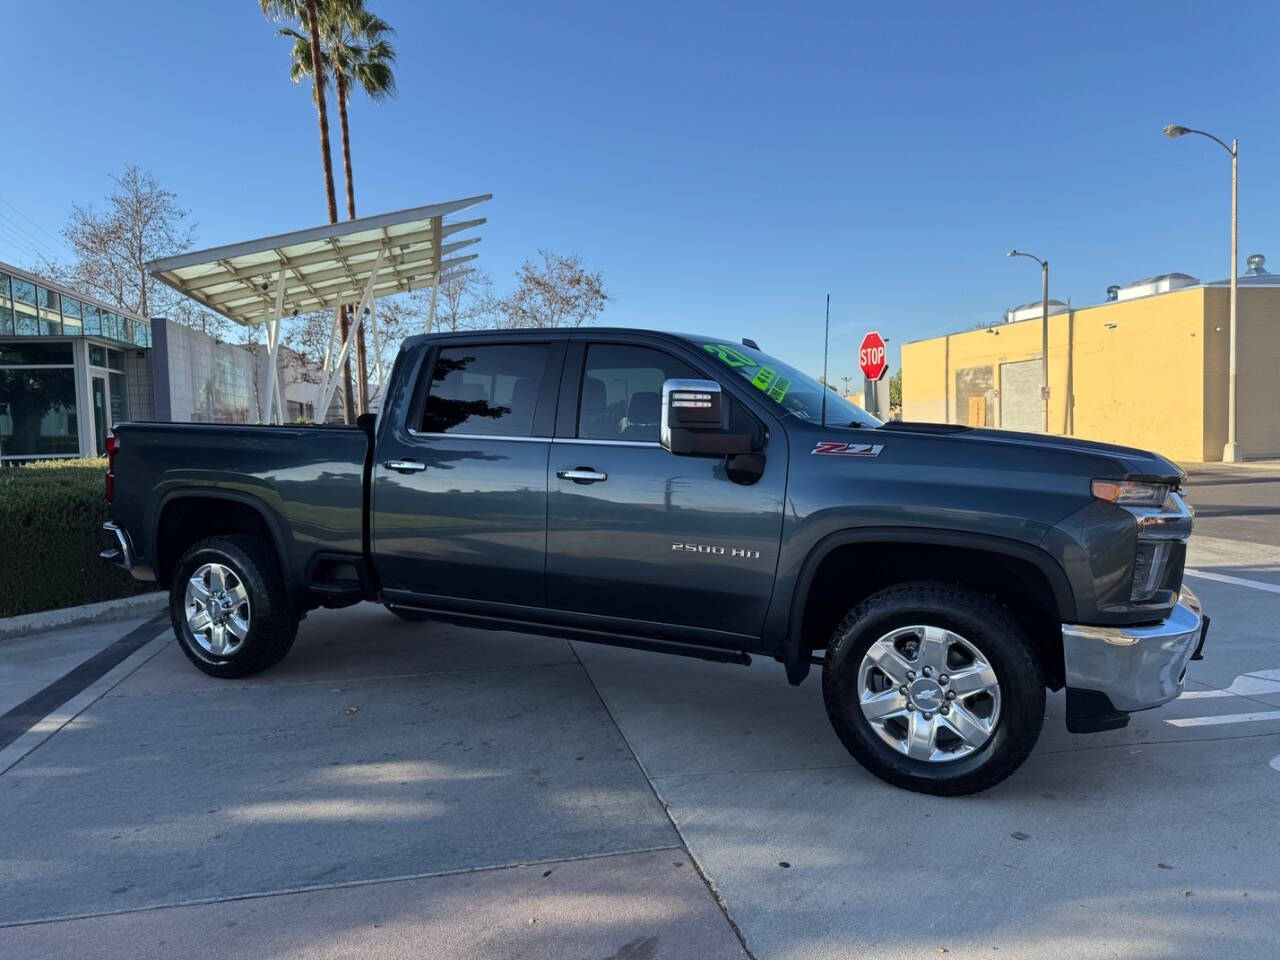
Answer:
[{"xmin": 110, "ymin": 421, "xmax": 371, "ymax": 600}]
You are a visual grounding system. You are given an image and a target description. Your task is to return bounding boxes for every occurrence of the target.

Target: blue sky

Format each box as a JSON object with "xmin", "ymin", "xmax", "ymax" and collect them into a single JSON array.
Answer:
[{"xmin": 1, "ymin": 1, "xmax": 1274, "ymax": 378}]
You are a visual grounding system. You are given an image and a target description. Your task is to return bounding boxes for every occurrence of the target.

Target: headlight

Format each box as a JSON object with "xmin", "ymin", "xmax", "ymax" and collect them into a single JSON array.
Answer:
[{"xmin": 1091, "ymin": 479, "xmax": 1172, "ymax": 507}]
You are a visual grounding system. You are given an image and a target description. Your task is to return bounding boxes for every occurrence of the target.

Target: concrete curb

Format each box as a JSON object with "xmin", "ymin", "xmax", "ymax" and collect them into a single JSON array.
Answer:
[{"xmin": 0, "ymin": 592, "xmax": 166, "ymax": 643}]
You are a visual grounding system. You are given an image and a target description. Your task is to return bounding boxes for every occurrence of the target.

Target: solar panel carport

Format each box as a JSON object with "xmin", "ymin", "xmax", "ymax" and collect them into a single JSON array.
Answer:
[{"xmin": 147, "ymin": 194, "xmax": 490, "ymax": 423}]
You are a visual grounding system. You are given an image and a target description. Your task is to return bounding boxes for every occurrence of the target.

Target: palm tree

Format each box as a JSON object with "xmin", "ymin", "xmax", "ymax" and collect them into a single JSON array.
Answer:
[
  {"xmin": 260, "ymin": 0, "xmax": 339, "ymax": 224},
  {"xmin": 279, "ymin": 1, "xmax": 397, "ymax": 411},
  {"xmin": 261, "ymin": 0, "xmax": 353, "ymax": 422}
]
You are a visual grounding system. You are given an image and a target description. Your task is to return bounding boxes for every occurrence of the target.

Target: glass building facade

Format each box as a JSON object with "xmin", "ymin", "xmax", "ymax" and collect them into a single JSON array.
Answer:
[{"xmin": 0, "ymin": 262, "xmax": 152, "ymax": 462}]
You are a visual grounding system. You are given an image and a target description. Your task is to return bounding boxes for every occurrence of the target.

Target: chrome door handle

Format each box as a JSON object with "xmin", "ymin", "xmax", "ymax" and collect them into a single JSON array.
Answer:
[
  {"xmin": 557, "ymin": 468, "xmax": 608, "ymax": 484},
  {"xmin": 385, "ymin": 459, "xmax": 426, "ymax": 473}
]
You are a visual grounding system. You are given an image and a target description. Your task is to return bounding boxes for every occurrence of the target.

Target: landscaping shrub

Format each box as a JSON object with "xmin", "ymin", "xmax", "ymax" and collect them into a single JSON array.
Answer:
[{"xmin": 0, "ymin": 458, "xmax": 156, "ymax": 618}]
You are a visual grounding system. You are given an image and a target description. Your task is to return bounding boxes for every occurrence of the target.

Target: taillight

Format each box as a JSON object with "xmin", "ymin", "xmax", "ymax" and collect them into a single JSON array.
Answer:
[{"xmin": 105, "ymin": 435, "xmax": 119, "ymax": 502}]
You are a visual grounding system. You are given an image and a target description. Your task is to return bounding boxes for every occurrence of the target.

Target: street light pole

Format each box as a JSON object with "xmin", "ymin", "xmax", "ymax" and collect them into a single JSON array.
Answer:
[
  {"xmin": 1164, "ymin": 124, "xmax": 1240, "ymax": 462},
  {"xmin": 1007, "ymin": 249, "xmax": 1050, "ymax": 433}
]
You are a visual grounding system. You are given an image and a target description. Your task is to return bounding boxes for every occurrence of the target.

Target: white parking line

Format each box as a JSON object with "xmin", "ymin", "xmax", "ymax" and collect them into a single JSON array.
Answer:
[
  {"xmin": 1166, "ymin": 710, "xmax": 1280, "ymax": 728},
  {"xmin": 1185, "ymin": 568, "xmax": 1280, "ymax": 594},
  {"xmin": 1180, "ymin": 669, "xmax": 1280, "ymax": 700}
]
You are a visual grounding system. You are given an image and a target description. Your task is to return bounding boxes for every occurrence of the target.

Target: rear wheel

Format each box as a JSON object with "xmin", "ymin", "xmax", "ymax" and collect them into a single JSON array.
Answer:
[
  {"xmin": 822, "ymin": 582, "xmax": 1044, "ymax": 796},
  {"xmin": 169, "ymin": 535, "xmax": 298, "ymax": 678}
]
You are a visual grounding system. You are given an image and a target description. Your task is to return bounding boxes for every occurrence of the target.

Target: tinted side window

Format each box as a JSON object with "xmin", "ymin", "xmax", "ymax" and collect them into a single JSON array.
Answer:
[
  {"xmin": 578, "ymin": 344, "xmax": 698, "ymax": 442},
  {"xmin": 421, "ymin": 344, "xmax": 549, "ymax": 437}
]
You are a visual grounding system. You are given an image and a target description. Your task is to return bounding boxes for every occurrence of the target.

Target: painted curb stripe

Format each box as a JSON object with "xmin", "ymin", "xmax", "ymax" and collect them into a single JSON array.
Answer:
[{"xmin": 0, "ymin": 612, "xmax": 169, "ymax": 751}]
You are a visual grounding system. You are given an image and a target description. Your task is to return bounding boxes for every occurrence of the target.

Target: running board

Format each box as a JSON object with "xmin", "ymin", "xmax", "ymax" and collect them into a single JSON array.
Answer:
[{"xmin": 385, "ymin": 603, "xmax": 752, "ymax": 666}]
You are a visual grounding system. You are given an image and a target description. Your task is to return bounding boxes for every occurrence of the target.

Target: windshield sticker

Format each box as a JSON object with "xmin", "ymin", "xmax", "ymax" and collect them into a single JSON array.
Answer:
[
  {"xmin": 812, "ymin": 441, "xmax": 884, "ymax": 457},
  {"xmin": 704, "ymin": 344, "xmax": 794, "ymax": 403},
  {"xmin": 702, "ymin": 343, "xmax": 755, "ymax": 368}
]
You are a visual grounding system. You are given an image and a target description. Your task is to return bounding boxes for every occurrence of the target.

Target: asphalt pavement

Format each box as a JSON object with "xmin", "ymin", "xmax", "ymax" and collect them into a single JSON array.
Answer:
[{"xmin": 2, "ymin": 470, "xmax": 1278, "ymax": 959}]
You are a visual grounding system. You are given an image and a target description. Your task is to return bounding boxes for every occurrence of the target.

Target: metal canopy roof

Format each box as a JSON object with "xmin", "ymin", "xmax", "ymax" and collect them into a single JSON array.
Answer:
[{"xmin": 147, "ymin": 194, "xmax": 490, "ymax": 326}]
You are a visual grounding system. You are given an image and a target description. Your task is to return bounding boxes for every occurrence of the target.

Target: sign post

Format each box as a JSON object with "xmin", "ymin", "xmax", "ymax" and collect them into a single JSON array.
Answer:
[{"xmin": 859, "ymin": 331, "xmax": 888, "ymax": 418}]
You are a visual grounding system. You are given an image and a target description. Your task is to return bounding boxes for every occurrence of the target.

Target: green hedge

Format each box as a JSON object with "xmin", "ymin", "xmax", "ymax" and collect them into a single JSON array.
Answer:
[{"xmin": 0, "ymin": 458, "xmax": 157, "ymax": 618}]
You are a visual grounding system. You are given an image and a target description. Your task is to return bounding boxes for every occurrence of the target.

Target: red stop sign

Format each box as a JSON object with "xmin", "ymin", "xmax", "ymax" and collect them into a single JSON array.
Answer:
[{"xmin": 859, "ymin": 331, "xmax": 887, "ymax": 381}]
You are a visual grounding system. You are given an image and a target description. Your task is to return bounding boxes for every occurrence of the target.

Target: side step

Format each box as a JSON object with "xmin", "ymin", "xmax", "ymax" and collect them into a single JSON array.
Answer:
[{"xmin": 385, "ymin": 603, "xmax": 752, "ymax": 667}]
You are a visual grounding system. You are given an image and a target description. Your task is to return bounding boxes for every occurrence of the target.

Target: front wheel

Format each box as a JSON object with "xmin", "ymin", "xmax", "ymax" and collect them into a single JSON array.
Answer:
[
  {"xmin": 822, "ymin": 582, "xmax": 1044, "ymax": 796},
  {"xmin": 169, "ymin": 535, "xmax": 298, "ymax": 678}
]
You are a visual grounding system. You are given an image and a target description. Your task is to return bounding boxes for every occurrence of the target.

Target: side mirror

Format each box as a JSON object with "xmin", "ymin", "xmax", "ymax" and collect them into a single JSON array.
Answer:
[{"xmin": 660, "ymin": 379, "xmax": 753, "ymax": 456}]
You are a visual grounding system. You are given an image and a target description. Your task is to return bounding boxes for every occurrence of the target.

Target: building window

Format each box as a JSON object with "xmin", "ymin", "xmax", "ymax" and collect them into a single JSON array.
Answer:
[
  {"xmin": 82, "ymin": 303, "xmax": 100, "ymax": 336},
  {"xmin": 36, "ymin": 287, "xmax": 61, "ymax": 335},
  {"xmin": 109, "ymin": 371, "xmax": 128, "ymax": 425},
  {"xmin": 0, "ymin": 342, "xmax": 74, "ymax": 365},
  {"xmin": 0, "ymin": 368, "xmax": 79, "ymax": 459},
  {"xmin": 286, "ymin": 400, "xmax": 315, "ymax": 422},
  {"xmin": 61, "ymin": 296, "xmax": 83, "ymax": 336}
]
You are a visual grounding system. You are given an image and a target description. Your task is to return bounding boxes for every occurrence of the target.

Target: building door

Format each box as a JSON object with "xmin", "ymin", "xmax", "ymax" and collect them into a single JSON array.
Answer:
[
  {"xmin": 999, "ymin": 359, "xmax": 1042, "ymax": 434},
  {"xmin": 91, "ymin": 375, "xmax": 108, "ymax": 456}
]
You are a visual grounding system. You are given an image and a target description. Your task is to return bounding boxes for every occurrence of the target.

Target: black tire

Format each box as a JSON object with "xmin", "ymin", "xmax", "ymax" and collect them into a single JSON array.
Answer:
[
  {"xmin": 169, "ymin": 535, "xmax": 298, "ymax": 678},
  {"xmin": 384, "ymin": 604, "xmax": 431, "ymax": 622},
  {"xmin": 822, "ymin": 581, "xmax": 1044, "ymax": 796}
]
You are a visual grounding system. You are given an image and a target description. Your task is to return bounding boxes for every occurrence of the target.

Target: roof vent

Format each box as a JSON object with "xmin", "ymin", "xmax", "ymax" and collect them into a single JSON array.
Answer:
[
  {"xmin": 1115, "ymin": 272, "xmax": 1199, "ymax": 302},
  {"xmin": 1245, "ymin": 253, "xmax": 1269, "ymax": 276},
  {"xmin": 1007, "ymin": 299, "xmax": 1069, "ymax": 322},
  {"xmin": 1106, "ymin": 285, "xmax": 1120, "ymax": 301}
]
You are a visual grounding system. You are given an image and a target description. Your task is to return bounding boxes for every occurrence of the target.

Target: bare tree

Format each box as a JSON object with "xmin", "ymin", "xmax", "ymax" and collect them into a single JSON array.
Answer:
[
  {"xmin": 38, "ymin": 165, "xmax": 226, "ymax": 337},
  {"xmin": 419, "ymin": 269, "xmax": 494, "ymax": 332},
  {"xmin": 497, "ymin": 251, "xmax": 607, "ymax": 329}
]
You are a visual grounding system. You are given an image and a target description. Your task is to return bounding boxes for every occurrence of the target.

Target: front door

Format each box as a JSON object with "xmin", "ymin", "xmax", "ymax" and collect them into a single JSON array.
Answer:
[
  {"xmin": 372, "ymin": 339, "xmax": 564, "ymax": 608},
  {"xmin": 545, "ymin": 340, "xmax": 786, "ymax": 642},
  {"xmin": 91, "ymin": 375, "xmax": 108, "ymax": 456}
]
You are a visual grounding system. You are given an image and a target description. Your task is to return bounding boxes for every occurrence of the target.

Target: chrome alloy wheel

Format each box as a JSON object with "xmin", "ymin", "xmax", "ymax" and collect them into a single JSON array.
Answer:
[
  {"xmin": 856, "ymin": 625, "xmax": 1002, "ymax": 762},
  {"xmin": 185, "ymin": 562, "xmax": 251, "ymax": 657}
]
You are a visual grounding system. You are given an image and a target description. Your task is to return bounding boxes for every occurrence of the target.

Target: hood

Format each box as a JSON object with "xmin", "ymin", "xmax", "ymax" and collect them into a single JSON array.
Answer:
[{"xmin": 880, "ymin": 422, "xmax": 1185, "ymax": 484}]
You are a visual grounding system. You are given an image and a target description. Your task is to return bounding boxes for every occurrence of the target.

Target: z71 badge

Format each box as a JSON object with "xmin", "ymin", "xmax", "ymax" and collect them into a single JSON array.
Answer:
[{"xmin": 811, "ymin": 441, "xmax": 884, "ymax": 457}]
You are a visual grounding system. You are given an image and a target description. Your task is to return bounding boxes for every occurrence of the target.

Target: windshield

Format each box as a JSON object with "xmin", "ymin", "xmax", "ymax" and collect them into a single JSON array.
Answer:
[{"xmin": 698, "ymin": 341, "xmax": 882, "ymax": 428}]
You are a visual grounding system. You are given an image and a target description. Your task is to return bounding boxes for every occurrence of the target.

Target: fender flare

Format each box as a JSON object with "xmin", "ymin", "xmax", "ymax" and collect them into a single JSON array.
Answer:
[
  {"xmin": 153, "ymin": 487, "xmax": 294, "ymax": 590},
  {"xmin": 782, "ymin": 526, "xmax": 1077, "ymax": 685}
]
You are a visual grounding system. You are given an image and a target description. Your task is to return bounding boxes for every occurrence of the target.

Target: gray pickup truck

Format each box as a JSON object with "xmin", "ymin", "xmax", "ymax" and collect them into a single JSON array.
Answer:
[{"xmin": 102, "ymin": 328, "xmax": 1208, "ymax": 794}]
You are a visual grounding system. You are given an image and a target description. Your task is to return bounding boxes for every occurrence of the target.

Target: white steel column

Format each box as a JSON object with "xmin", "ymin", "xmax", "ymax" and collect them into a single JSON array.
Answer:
[
  {"xmin": 425, "ymin": 215, "xmax": 442, "ymax": 333},
  {"xmin": 263, "ymin": 268, "xmax": 286, "ymax": 425},
  {"xmin": 317, "ymin": 247, "xmax": 385, "ymax": 423},
  {"xmin": 367, "ymin": 302, "xmax": 385, "ymax": 404}
]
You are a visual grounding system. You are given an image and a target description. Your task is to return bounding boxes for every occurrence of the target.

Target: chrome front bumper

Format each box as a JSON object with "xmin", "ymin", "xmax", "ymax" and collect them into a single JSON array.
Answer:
[{"xmin": 1062, "ymin": 586, "xmax": 1203, "ymax": 713}]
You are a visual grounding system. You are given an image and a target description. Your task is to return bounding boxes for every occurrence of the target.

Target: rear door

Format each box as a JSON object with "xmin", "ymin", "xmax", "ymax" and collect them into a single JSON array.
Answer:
[
  {"xmin": 372, "ymin": 337, "xmax": 565, "ymax": 608},
  {"xmin": 544, "ymin": 336, "xmax": 787, "ymax": 642}
]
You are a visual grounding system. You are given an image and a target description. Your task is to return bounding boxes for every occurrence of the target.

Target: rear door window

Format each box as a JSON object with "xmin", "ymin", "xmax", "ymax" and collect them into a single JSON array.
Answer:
[{"xmin": 420, "ymin": 344, "xmax": 550, "ymax": 437}]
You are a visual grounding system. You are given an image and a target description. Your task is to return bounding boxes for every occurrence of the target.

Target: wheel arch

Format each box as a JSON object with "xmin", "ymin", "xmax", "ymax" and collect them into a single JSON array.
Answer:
[
  {"xmin": 153, "ymin": 489, "xmax": 293, "ymax": 595},
  {"xmin": 783, "ymin": 527, "xmax": 1076, "ymax": 688}
]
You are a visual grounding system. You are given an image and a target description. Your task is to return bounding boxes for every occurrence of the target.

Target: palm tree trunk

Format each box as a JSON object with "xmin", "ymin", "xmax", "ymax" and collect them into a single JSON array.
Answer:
[
  {"xmin": 304, "ymin": 0, "xmax": 353, "ymax": 423},
  {"xmin": 335, "ymin": 67, "xmax": 369, "ymax": 415}
]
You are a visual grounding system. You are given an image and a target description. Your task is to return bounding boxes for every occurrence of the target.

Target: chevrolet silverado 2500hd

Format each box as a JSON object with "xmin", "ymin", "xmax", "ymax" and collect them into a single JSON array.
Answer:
[{"xmin": 102, "ymin": 328, "xmax": 1207, "ymax": 794}]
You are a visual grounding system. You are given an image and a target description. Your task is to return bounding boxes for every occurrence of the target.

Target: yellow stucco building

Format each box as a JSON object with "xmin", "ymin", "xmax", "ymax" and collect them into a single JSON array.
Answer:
[{"xmin": 901, "ymin": 265, "xmax": 1280, "ymax": 462}]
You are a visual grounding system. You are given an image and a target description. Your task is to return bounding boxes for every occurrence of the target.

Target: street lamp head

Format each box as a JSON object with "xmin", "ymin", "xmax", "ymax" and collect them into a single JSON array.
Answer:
[
  {"xmin": 1006, "ymin": 250, "xmax": 1018, "ymax": 258},
  {"xmin": 1163, "ymin": 124, "xmax": 1190, "ymax": 139}
]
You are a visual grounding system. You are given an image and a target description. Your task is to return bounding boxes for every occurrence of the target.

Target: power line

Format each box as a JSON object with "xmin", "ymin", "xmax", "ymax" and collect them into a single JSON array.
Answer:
[
  {"xmin": 0, "ymin": 211, "xmax": 59, "ymax": 265},
  {"xmin": 0, "ymin": 197, "xmax": 70, "ymax": 256},
  {"xmin": 0, "ymin": 220, "xmax": 53, "ymax": 266}
]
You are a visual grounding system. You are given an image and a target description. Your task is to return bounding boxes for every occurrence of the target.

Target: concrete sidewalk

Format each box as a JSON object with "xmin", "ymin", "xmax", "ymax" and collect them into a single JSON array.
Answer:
[{"xmin": 0, "ymin": 607, "xmax": 748, "ymax": 959}]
